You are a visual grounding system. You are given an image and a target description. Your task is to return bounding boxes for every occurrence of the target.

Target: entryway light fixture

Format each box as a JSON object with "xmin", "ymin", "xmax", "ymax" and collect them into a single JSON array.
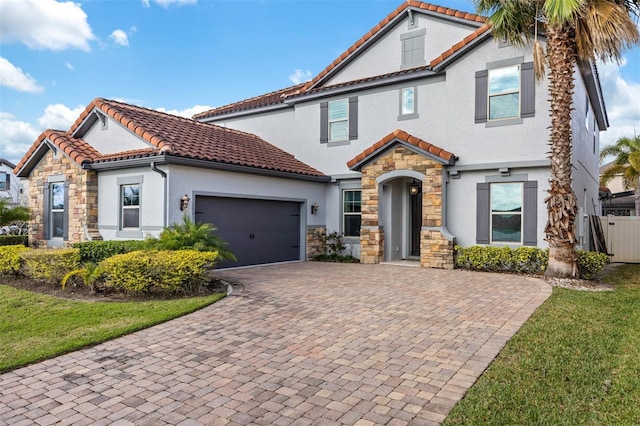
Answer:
[
  {"xmin": 311, "ymin": 202, "xmax": 319, "ymax": 215},
  {"xmin": 409, "ymin": 180, "xmax": 420, "ymax": 196},
  {"xmin": 180, "ymin": 194, "xmax": 190, "ymax": 211}
]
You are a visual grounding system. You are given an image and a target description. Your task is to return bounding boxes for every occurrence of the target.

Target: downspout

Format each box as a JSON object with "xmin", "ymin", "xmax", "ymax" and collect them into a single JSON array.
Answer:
[{"xmin": 150, "ymin": 162, "xmax": 168, "ymax": 228}]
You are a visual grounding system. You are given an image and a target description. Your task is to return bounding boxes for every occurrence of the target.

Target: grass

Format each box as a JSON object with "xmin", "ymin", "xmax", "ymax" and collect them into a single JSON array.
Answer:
[
  {"xmin": 444, "ymin": 264, "xmax": 640, "ymax": 425},
  {"xmin": 0, "ymin": 284, "xmax": 225, "ymax": 373}
]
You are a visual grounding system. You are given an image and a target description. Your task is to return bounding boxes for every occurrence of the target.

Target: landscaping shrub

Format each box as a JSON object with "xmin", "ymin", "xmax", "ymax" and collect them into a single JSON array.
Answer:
[
  {"xmin": 576, "ymin": 250, "xmax": 610, "ymax": 279},
  {"xmin": 20, "ymin": 249, "xmax": 81, "ymax": 285},
  {"xmin": 72, "ymin": 240, "xmax": 146, "ymax": 263},
  {"xmin": 455, "ymin": 245, "xmax": 607, "ymax": 279},
  {"xmin": 0, "ymin": 245, "xmax": 30, "ymax": 275},
  {"xmin": 100, "ymin": 250, "xmax": 217, "ymax": 294},
  {"xmin": 313, "ymin": 231, "xmax": 359, "ymax": 263},
  {"xmin": 0, "ymin": 235, "xmax": 28, "ymax": 247}
]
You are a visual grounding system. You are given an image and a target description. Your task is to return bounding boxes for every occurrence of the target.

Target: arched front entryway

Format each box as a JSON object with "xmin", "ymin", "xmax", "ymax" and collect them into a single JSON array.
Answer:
[{"xmin": 346, "ymin": 130, "xmax": 457, "ymax": 269}]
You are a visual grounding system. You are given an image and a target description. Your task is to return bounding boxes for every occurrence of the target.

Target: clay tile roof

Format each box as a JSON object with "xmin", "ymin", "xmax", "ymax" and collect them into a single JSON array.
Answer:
[
  {"xmin": 430, "ymin": 24, "xmax": 491, "ymax": 68},
  {"xmin": 301, "ymin": 0, "xmax": 486, "ymax": 92},
  {"xmin": 15, "ymin": 97, "xmax": 326, "ymax": 179},
  {"xmin": 347, "ymin": 129, "xmax": 456, "ymax": 170},
  {"xmin": 193, "ymin": 84, "xmax": 305, "ymax": 120}
]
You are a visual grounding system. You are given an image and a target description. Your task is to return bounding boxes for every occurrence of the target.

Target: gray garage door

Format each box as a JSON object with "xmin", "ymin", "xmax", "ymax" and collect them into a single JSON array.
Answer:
[{"xmin": 195, "ymin": 196, "xmax": 301, "ymax": 268}]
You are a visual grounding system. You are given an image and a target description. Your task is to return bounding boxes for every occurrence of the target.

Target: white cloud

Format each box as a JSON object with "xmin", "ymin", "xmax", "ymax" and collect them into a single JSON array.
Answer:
[
  {"xmin": 110, "ymin": 29, "xmax": 129, "ymax": 47},
  {"xmin": 154, "ymin": 0, "xmax": 197, "ymax": 8},
  {"xmin": 0, "ymin": 56, "xmax": 43, "ymax": 93},
  {"xmin": 597, "ymin": 58, "xmax": 640, "ymax": 150},
  {"xmin": 0, "ymin": 112, "xmax": 41, "ymax": 165},
  {"xmin": 65, "ymin": 62, "xmax": 74, "ymax": 71},
  {"xmin": 37, "ymin": 103, "xmax": 85, "ymax": 130},
  {"xmin": 289, "ymin": 69, "xmax": 313, "ymax": 85},
  {"xmin": 156, "ymin": 105, "xmax": 213, "ymax": 118},
  {"xmin": 0, "ymin": 0, "xmax": 95, "ymax": 51}
]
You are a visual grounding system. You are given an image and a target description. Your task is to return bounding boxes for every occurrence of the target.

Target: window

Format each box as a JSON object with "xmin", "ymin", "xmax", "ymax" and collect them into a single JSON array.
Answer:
[
  {"xmin": 0, "ymin": 172, "xmax": 8, "ymax": 191},
  {"xmin": 398, "ymin": 87, "xmax": 419, "ymax": 121},
  {"xmin": 320, "ymin": 97, "xmax": 358, "ymax": 143},
  {"xmin": 329, "ymin": 99, "xmax": 349, "ymax": 142},
  {"xmin": 475, "ymin": 60, "xmax": 535, "ymax": 125},
  {"xmin": 488, "ymin": 65, "xmax": 520, "ymax": 120},
  {"xmin": 343, "ymin": 190, "xmax": 361, "ymax": 237},
  {"xmin": 490, "ymin": 183, "xmax": 523, "ymax": 243},
  {"xmin": 50, "ymin": 182, "xmax": 65, "ymax": 238},
  {"xmin": 476, "ymin": 181, "xmax": 537, "ymax": 246},
  {"xmin": 585, "ymin": 97, "xmax": 590, "ymax": 131},
  {"xmin": 121, "ymin": 184, "xmax": 140, "ymax": 229},
  {"xmin": 401, "ymin": 29, "xmax": 426, "ymax": 69}
]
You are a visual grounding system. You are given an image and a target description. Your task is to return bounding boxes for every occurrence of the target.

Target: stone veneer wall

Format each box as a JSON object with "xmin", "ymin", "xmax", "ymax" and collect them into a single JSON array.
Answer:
[
  {"xmin": 306, "ymin": 226, "xmax": 326, "ymax": 259},
  {"xmin": 359, "ymin": 145, "xmax": 454, "ymax": 269},
  {"xmin": 28, "ymin": 150, "xmax": 101, "ymax": 247}
]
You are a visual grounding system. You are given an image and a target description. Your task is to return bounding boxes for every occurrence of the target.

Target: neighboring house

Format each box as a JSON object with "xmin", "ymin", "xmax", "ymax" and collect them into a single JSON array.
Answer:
[
  {"xmin": 600, "ymin": 162, "xmax": 636, "ymax": 216},
  {"xmin": 0, "ymin": 158, "xmax": 20, "ymax": 204},
  {"xmin": 15, "ymin": 1, "xmax": 607, "ymax": 268},
  {"xmin": 194, "ymin": 0, "xmax": 606, "ymax": 266}
]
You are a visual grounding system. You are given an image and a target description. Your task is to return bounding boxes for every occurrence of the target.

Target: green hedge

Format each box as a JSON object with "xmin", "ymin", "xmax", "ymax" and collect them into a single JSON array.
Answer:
[
  {"xmin": 20, "ymin": 248, "xmax": 81, "ymax": 285},
  {"xmin": 72, "ymin": 240, "xmax": 147, "ymax": 263},
  {"xmin": 0, "ymin": 245, "xmax": 30, "ymax": 275},
  {"xmin": 100, "ymin": 250, "xmax": 217, "ymax": 294},
  {"xmin": 0, "ymin": 235, "xmax": 28, "ymax": 246},
  {"xmin": 455, "ymin": 245, "xmax": 608, "ymax": 279}
]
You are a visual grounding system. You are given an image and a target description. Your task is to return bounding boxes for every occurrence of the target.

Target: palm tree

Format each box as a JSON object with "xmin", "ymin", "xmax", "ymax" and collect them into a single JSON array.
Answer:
[
  {"xmin": 600, "ymin": 135, "xmax": 640, "ymax": 215},
  {"xmin": 475, "ymin": 0, "xmax": 640, "ymax": 278},
  {"xmin": 0, "ymin": 197, "xmax": 30, "ymax": 227}
]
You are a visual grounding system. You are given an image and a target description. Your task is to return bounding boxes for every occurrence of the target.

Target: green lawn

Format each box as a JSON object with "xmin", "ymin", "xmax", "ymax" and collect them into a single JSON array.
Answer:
[
  {"xmin": 0, "ymin": 284, "xmax": 224, "ymax": 373},
  {"xmin": 445, "ymin": 264, "xmax": 640, "ymax": 425}
]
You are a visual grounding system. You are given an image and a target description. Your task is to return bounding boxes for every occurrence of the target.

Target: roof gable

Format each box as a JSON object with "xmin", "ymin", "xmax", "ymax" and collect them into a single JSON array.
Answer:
[
  {"xmin": 14, "ymin": 98, "xmax": 327, "ymax": 180},
  {"xmin": 347, "ymin": 129, "xmax": 456, "ymax": 171}
]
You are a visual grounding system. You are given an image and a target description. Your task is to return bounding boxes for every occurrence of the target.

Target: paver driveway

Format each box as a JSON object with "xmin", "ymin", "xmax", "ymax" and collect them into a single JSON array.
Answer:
[{"xmin": 0, "ymin": 262, "xmax": 550, "ymax": 425}]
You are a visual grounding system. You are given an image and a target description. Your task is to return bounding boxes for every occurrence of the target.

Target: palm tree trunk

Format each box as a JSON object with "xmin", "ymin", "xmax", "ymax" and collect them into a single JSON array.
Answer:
[{"xmin": 544, "ymin": 23, "xmax": 579, "ymax": 278}]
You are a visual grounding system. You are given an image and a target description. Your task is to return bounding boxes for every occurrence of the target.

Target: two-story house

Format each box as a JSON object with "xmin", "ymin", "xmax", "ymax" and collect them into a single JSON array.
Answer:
[
  {"xmin": 14, "ymin": 0, "xmax": 607, "ymax": 268},
  {"xmin": 1, "ymin": 158, "xmax": 20, "ymax": 204}
]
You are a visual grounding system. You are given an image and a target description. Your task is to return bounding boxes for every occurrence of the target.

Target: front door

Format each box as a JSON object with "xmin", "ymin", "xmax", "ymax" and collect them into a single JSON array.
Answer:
[{"xmin": 410, "ymin": 192, "xmax": 421, "ymax": 257}]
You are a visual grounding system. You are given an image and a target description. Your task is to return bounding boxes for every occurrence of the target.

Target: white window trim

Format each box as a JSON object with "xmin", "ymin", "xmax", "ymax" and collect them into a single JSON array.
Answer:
[
  {"xmin": 328, "ymin": 99, "xmax": 349, "ymax": 143},
  {"xmin": 50, "ymin": 181, "xmax": 65, "ymax": 239},
  {"xmin": 487, "ymin": 64, "xmax": 521, "ymax": 122},
  {"xmin": 489, "ymin": 182, "xmax": 523, "ymax": 244},
  {"xmin": 342, "ymin": 189, "xmax": 362, "ymax": 239},
  {"xmin": 0, "ymin": 172, "xmax": 7, "ymax": 191},
  {"xmin": 398, "ymin": 86, "xmax": 419, "ymax": 121},
  {"xmin": 120, "ymin": 184, "xmax": 141, "ymax": 230}
]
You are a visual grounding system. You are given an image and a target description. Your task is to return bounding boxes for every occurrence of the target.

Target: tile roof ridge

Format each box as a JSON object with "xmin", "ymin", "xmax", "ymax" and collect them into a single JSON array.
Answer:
[
  {"xmin": 193, "ymin": 83, "xmax": 305, "ymax": 119},
  {"xmin": 301, "ymin": 0, "xmax": 486, "ymax": 93},
  {"xmin": 429, "ymin": 23, "xmax": 491, "ymax": 68}
]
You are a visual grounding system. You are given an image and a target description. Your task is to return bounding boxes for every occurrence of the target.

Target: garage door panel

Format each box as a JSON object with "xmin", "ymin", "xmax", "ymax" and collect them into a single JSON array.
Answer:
[{"xmin": 195, "ymin": 196, "xmax": 301, "ymax": 268}]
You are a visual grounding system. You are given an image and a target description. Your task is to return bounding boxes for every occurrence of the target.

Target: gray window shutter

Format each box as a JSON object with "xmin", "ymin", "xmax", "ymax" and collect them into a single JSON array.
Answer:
[
  {"xmin": 63, "ymin": 181, "xmax": 69, "ymax": 241},
  {"xmin": 523, "ymin": 181, "xmax": 537, "ymax": 245},
  {"xmin": 475, "ymin": 70, "xmax": 488, "ymax": 123},
  {"xmin": 5, "ymin": 173, "xmax": 9, "ymax": 190},
  {"xmin": 476, "ymin": 182, "xmax": 490, "ymax": 244},
  {"xmin": 43, "ymin": 184, "xmax": 50, "ymax": 240},
  {"xmin": 521, "ymin": 62, "xmax": 535, "ymax": 118},
  {"xmin": 320, "ymin": 102, "xmax": 328, "ymax": 143},
  {"xmin": 349, "ymin": 97, "xmax": 358, "ymax": 140}
]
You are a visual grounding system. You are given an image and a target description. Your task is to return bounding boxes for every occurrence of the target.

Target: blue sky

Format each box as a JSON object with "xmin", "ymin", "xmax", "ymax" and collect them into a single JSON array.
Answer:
[{"xmin": 1, "ymin": 0, "xmax": 639, "ymax": 166}]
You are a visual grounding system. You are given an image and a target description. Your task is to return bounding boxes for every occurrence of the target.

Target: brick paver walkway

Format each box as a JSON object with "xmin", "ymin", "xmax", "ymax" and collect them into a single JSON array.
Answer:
[{"xmin": 0, "ymin": 262, "xmax": 550, "ymax": 425}]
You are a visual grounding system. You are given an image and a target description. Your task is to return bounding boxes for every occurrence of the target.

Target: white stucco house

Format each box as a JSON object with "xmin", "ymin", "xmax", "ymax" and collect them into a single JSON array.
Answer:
[
  {"xmin": 14, "ymin": 0, "xmax": 607, "ymax": 268},
  {"xmin": 0, "ymin": 158, "xmax": 21, "ymax": 204}
]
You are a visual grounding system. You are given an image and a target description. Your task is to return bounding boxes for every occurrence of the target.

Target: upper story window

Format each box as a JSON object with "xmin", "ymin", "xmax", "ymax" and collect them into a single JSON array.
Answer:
[
  {"xmin": 320, "ymin": 97, "xmax": 358, "ymax": 144},
  {"xmin": 488, "ymin": 65, "xmax": 520, "ymax": 120},
  {"xmin": 401, "ymin": 29, "xmax": 426, "ymax": 69},
  {"xmin": 475, "ymin": 59, "xmax": 535, "ymax": 126},
  {"xmin": 328, "ymin": 99, "xmax": 349, "ymax": 142},
  {"xmin": 121, "ymin": 184, "xmax": 140, "ymax": 229},
  {"xmin": 398, "ymin": 87, "xmax": 419, "ymax": 121},
  {"xmin": 0, "ymin": 172, "xmax": 8, "ymax": 191}
]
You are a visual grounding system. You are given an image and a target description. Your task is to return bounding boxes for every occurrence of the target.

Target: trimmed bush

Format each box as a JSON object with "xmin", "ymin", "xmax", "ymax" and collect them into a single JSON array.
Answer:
[
  {"xmin": 455, "ymin": 245, "xmax": 607, "ymax": 279},
  {"xmin": 72, "ymin": 240, "xmax": 147, "ymax": 263},
  {"xmin": 20, "ymin": 249, "xmax": 81, "ymax": 285},
  {"xmin": 0, "ymin": 245, "xmax": 30, "ymax": 275},
  {"xmin": 0, "ymin": 235, "xmax": 28, "ymax": 247},
  {"xmin": 577, "ymin": 250, "xmax": 609, "ymax": 279},
  {"xmin": 100, "ymin": 250, "xmax": 217, "ymax": 294}
]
